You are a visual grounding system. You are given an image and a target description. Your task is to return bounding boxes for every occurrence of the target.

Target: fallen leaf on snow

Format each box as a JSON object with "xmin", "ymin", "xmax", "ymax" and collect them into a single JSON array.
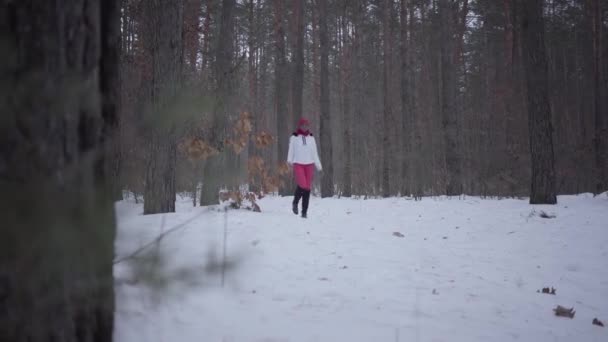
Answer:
[
  {"xmin": 592, "ymin": 318, "xmax": 604, "ymax": 327},
  {"xmin": 553, "ymin": 305, "xmax": 575, "ymax": 318}
]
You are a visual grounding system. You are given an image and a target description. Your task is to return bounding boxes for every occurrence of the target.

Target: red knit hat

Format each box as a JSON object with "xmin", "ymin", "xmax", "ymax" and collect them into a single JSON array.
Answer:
[{"xmin": 298, "ymin": 118, "xmax": 310, "ymax": 127}]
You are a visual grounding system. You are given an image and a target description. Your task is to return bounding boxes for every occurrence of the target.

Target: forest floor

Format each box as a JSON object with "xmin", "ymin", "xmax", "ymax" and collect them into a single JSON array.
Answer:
[{"xmin": 113, "ymin": 193, "xmax": 608, "ymax": 342}]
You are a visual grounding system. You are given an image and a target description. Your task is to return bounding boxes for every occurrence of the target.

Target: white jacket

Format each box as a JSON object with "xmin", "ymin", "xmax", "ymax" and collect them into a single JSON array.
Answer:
[{"xmin": 287, "ymin": 133, "xmax": 323, "ymax": 171}]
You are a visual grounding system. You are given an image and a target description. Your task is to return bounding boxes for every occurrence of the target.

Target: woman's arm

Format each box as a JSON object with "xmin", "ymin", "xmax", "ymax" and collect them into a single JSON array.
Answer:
[
  {"xmin": 312, "ymin": 138, "xmax": 323, "ymax": 171},
  {"xmin": 287, "ymin": 136, "xmax": 295, "ymax": 165}
]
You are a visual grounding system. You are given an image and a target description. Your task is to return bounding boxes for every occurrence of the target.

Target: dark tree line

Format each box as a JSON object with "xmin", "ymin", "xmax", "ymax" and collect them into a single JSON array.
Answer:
[{"xmin": 111, "ymin": 0, "xmax": 606, "ymax": 210}]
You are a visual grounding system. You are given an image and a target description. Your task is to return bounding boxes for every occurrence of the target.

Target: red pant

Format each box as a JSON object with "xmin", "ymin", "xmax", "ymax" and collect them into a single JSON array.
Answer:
[{"xmin": 293, "ymin": 163, "xmax": 315, "ymax": 190}]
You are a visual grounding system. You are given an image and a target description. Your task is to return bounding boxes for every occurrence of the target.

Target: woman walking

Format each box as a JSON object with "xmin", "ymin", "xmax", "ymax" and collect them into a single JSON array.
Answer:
[{"xmin": 287, "ymin": 118, "xmax": 323, "ymax": 218}]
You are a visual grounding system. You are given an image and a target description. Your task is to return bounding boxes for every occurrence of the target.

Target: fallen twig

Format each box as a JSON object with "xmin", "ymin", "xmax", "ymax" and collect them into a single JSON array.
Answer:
[
  {"xmin": 553, "ymin": 305, "xmax": 575, "ymax": 318},
  {"xmin": 113, "ymin": 210, "xmax": 208, "ymax": 265}
]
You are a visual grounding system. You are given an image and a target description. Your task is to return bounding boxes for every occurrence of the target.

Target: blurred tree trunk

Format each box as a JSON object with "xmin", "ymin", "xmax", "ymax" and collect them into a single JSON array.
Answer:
[
  {"xmin": 201, "ymin": 0, "xmax": 236, "ymax": 205},
  {"xmin": 0, "ymin": 0, "xmax": 119, "ymax": 340},
  {"xmin": 520, "ymin": 0, "xmax": 557, "ymax": 204},
  {"xmin": 142, "ymin": 0, "xmax": 184, "ymax": 214},
  {"xmin": 319, "ymin": 0, "xmax": 334, "ymax": 198}
]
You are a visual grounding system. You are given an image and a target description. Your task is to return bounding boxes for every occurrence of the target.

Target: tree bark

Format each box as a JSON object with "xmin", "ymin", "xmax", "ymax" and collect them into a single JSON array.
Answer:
[
  {"xmin": 0, "ymin": 0, "xmax": 119, "ymax": 340},
  {"xmin": 520, "ymin": 0, "xmax": 557, "ymax": 204}
]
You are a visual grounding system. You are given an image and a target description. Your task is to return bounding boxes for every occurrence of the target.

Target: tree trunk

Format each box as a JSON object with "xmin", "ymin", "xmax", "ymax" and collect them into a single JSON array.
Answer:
[
  {"xmin": 200, "ymin": 0, "xmax": 236, "ymax": 205},
  {"xmin": 273, "ymin": 0, "xmax": 290, "ymax": 196},
  {"xmin": 142, "ymin": 0, "xmax": 183, "ymax": 214},
  {"xmin": 291, "ymin": 0, "xmax": 305, "ymax": 125},
  {"xmin": 408, "ymin": 0, "xmax": 422, "ymax": 198},
  {"xmin": 183, "ymin": 0, "xmax": 202, "ymax": 72},
  {"xmin": 319, "ymin": 0, "xmax": 334, "ymax": 198},
  {"xmin": 520, "ymin": 0, "xmax": 557, "ymax": 204},
  {"xmin": 439, "ymin": 0, "xmax": 462, "ymax": 196},
  {"xmin": 247, "ymin": 0, "xmax": 260, "ymax": 193},
  {"xmin": 0, "ymin": 0, "xmax": 119, "ymax": 340},
  {"xmin": 382, "ymin": 0, "xmax": 392, "ymax": 198},
  {"xmin": 341, "ymin": 5, "xmax": 353, "ymax": 198},
  {"xmin": 109, "ymin": 0, "xmax": 124, "ymax": 201},
  {"xmin": 591, "ymin": 0, "xmax": 606, "ymax": 194},
  {"xmin": 399, "ymin": 0, "xmax": 411, "ymax": 196}
]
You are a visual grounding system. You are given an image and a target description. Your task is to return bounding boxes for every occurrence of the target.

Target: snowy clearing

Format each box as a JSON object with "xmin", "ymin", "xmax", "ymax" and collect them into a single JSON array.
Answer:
[{"xmin": 114, "ymin": 194, "xmax": 608, "ymax": 342}]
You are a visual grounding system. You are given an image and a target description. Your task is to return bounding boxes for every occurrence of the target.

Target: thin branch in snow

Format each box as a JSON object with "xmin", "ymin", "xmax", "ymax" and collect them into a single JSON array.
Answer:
[{"xmin": 113, "ymin": 210, "xmax": 208, "ymax": 265}]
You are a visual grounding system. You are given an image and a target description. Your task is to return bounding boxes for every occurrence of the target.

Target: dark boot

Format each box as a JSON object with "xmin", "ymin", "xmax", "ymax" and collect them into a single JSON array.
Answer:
[
  {"xmin": 292, "ymin": 186, "xmax": 303, "ymax": 215},
  {"xmin": 301, "ymin": 189, "xmax": 311, "ymax": 218}
]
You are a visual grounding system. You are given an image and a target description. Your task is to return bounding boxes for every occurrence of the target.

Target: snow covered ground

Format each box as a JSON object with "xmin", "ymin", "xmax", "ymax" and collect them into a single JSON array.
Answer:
[{"xmin": 113, "ymin": 193, "xmax": 608, "ymax": 342}]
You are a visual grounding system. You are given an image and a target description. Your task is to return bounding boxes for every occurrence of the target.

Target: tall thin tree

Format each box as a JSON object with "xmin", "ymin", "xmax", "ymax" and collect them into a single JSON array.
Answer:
[
  {"xmin": 439, "ymin": 0, "xmax": 462, "ymax": 196},
  {"xmin": 382, "ymin": 0, "xmax": 393, "ymax": 198},
  {"xmin": 319, "ymin": 0, "xmax": 334, "ymax": 197},
  {"xmin": 400, "ymin": 0, "xmax": 412, "ymax": 196},
  {"xmin": 591, "ymin": 0, "xmax": 606, "ymax": 194},
  {"xmin": 291, "ymin": 0, "xmax": 305, "ymax": 125},
  {"xmin": 142, "ymin": 0, "xmax": 184, "ymax": 214},
  {"xmin": 201, "ymin": 0, "xmax": 237, "ymax": 205},
  {"xmin": 341, "ymin": 1, "xmax": 353, "ymax": 198},
  {"xmin": 273, "ymin": 0, "xmax": 290, "ymax": 196},
  {"xmin": 520, "ymin": 0, "xmax": 557, "ymax": 204}
]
